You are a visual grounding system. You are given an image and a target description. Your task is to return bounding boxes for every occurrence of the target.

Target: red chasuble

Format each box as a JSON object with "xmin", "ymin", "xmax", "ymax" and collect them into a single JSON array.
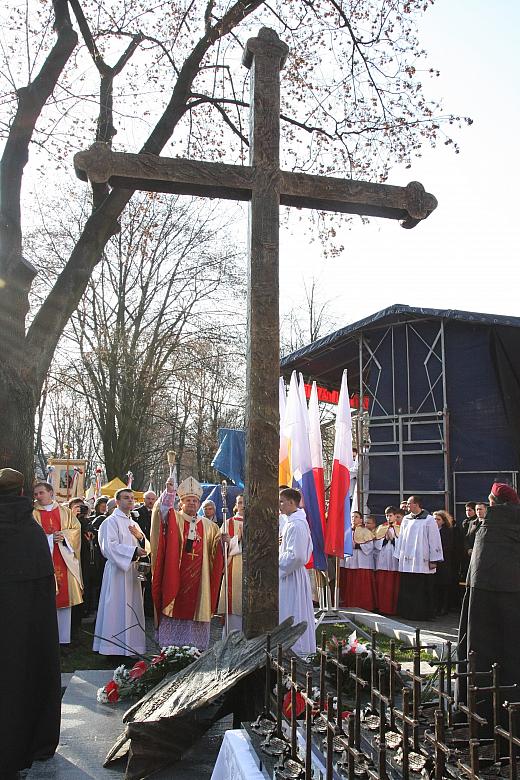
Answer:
[
  {"xmin": 173, "ymin": 519, "xmax": 205, "ymax": 620},
  {"xmin": 152, "ymin": 510, "xmax": 224, "ymax": 625},
  {"xmin": 39, "ymin": 507, "xmax": 70, "ymax": 609},
  {"xmin": 152, "ymin": 508, "xmax": 180, "ymax": 620}
]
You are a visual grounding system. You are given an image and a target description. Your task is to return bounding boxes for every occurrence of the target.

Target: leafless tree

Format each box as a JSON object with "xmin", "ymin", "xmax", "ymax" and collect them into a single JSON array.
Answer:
[
  {"xmin": 281, "ymin": 276, "xmax": 340, "ymax": 355},
  {"xmin": 0, "ymin": 0, "xmax": 470, "ymax": 480},
  {"xmin": 43, "ymin": 192, "xmax": 245, "ymax": 482}
]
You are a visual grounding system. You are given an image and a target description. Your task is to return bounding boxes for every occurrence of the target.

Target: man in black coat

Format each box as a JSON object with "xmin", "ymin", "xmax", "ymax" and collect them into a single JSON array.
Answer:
[
  {"xmin": 457, "ymin": 482, "xmax": 520, "ymax": 731},
  {"xmin": 0, "ymin": 468, "xmax": 61, "ymax": 778}
]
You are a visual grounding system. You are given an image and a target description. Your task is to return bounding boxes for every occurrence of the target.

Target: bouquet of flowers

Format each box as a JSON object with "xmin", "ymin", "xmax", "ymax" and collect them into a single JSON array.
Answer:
[
  {"xmin": 322, "ymin": 631, "xmax": 394, "ymax": 697},
  {"xmin": 96, "ymin": 645, "xmax": 200, "ymax": 704}
]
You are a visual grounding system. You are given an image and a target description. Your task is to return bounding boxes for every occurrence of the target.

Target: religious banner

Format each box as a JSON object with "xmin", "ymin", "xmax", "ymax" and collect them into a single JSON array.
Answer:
[{"xmin": 47, "ymin": 457, "xmax": 87, "ymax": 503}]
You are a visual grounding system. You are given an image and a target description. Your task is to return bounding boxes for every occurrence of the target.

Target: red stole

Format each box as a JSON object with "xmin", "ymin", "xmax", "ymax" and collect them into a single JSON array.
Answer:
[{"xmin": 40, "ymin": 506, "xmax": 70, "ymax": 609}]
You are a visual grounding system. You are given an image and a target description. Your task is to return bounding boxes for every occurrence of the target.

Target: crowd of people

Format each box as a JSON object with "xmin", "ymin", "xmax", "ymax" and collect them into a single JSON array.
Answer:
[
  {"xmin": 338, "ymin": 497, "xmax": 489, "ymax": 622},
  {"xmin": 3, "ymin": 460, "xmax": 520, "ymax": 778}
]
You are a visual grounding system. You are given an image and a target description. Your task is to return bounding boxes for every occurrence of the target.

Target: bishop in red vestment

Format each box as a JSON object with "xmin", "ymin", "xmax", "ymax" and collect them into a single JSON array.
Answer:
[{"xmin": 151, "ymin": 476, "xmax": 223, "ymax": 651}]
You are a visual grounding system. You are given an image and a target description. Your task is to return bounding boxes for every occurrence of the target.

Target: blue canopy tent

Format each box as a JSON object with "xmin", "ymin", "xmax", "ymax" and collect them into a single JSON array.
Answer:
[{"xmin": 281, "ymin": 304, "xmax": 520, "ymax": 522}]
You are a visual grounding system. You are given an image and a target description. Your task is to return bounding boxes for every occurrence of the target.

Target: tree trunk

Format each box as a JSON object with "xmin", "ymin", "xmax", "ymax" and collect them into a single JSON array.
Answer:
[{"xmin": 0, "ymin": 363, "xmax": 36, "ymax": 486}]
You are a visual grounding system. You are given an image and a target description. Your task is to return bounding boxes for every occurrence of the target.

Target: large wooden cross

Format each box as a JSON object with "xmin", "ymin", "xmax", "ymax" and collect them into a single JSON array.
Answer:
[{"xmin": 75, "ymin": 27, "xmax": 437, "ymax": 639}]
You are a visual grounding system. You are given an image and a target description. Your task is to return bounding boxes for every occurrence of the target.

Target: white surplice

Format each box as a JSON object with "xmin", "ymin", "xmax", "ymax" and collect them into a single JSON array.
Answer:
[
  {"xmin": 279, "ymin": 508, "xmax": 316, "ymax": 657},
  {"xmin": 393, "ymin": 512, "xmax": 443, "ymax": 573},
  {"xmin": 375, "ymin": 527, "xmax": 400, "ymax": 572},
  {"xmin": 93, "ymin": 508, "xmax": 150, "ymax": 656},
  {"xmin": 342, "ymin": 534, "xmax": 375, "ymax": 570}
]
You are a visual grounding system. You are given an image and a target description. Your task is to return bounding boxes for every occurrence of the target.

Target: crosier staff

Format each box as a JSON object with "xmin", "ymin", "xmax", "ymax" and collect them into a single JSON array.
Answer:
[{"xmin": 221, "ymin": 480, "xmax": 229, "ymax": 637}]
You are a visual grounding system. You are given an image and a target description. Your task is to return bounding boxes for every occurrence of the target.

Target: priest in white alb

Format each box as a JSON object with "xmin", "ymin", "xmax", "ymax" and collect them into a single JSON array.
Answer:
[
  {"xmin": 394, "ymin": 494, "xmax": 443, "ymax": 620},
  {"xmin": 279, "ymin": 487, "xmax": 316, "ymax": 657},
  {"xmin": 93, "ymin": 487, "xmax": 150, "ymax": 656}
]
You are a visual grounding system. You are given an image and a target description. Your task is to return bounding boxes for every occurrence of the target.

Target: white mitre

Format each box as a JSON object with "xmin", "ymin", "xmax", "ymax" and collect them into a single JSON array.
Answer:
[{"xmin": 177, "ymin": 476, "xmax": 203, "ymax": 500}]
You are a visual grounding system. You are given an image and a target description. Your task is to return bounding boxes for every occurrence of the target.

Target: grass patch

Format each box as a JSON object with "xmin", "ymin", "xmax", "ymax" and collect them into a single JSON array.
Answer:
[{"xmin": 60, "ymin": 625, "xmax": 119, "ymax": 674}]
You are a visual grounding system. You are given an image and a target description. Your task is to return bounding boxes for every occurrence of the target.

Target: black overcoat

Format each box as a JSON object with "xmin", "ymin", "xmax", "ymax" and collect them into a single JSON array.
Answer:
[
  {"xmin": 457, "ymin": 501, "xmax": 520, "ymax": 731},
  {"xmin": 0, "ymin": 494, "xmax": 61, "ymax": 774}
]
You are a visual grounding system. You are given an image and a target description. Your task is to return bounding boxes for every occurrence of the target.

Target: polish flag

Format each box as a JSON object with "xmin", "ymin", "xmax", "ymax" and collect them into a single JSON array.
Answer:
[{"xmin": 325, "ymin": 370, "xmax": 354, "ymax": 557}]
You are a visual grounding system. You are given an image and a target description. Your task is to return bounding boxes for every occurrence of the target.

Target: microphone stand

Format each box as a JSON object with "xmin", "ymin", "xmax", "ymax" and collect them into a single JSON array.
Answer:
[{"xmin": 221, "ymin": 480, "xmax": 229, "ymax": 637}]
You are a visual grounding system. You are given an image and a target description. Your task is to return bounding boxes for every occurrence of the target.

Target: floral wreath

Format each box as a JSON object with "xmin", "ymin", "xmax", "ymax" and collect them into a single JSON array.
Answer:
[{"xmin": 97, "ymin": 644, "xmax": 200, "ymax": 704}]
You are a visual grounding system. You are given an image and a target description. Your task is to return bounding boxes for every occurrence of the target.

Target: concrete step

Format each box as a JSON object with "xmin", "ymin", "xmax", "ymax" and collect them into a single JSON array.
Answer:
[{"xmin": 27, "ymin": 669, "xmax": 230, "ymax": 779}]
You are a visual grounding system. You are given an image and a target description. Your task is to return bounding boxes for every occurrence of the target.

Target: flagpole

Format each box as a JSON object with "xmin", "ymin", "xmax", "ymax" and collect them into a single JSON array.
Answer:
[
  {"xmin": 334, "ymin": 556, "xmax": 340, "ymax": 609},
  {"xmin": 356, "ymin": 415, "xmax": 364, "ymax": 517}
]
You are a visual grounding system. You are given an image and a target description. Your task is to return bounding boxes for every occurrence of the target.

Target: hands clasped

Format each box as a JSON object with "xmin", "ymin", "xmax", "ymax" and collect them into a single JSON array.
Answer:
[{"xmin": 128, "ymin": 525, "xmax": 147, "ymax": 555}]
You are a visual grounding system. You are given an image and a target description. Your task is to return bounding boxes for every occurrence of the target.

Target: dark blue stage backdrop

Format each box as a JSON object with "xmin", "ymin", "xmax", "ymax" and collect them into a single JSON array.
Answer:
[{"xmin": 281, "ymin": 304, "xmax": 520, "ymax": 523}]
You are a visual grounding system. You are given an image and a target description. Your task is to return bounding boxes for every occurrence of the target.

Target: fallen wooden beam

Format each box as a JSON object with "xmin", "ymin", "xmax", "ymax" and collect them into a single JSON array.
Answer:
[{"xmin": 105, "ymin": 617, "xmax": 306, "ymax": 779}]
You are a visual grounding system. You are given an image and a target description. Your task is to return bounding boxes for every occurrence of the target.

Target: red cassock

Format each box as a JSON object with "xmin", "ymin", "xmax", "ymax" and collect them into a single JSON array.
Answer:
[
  {"xmin": 375, "ymin": 570, "xmax": 400, "ymax": 615},
  {"xmin": 339, "ymin": 530, "xmax": 376, "ymax": 611},
  {"xmin": 340, "ymin": 568, "xmax": 376, "ymax": 611}
]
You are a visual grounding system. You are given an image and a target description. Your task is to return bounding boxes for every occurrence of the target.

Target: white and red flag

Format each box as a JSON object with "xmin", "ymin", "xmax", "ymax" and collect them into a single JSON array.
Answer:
[
  {"xmin": 325, "ymin": 369, "xmax": 354, "ymax": 557},
  {"xmin": 308, "ymin": 381, "xmax": 327, "ymax": 539}
]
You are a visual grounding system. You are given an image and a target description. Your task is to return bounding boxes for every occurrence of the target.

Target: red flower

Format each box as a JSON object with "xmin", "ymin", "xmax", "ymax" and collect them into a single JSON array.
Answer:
[
  {"xmin": 151, "ymin": 652, "xmax": 166, "ymax": 666},
  {"xmin": 282, "ymin": 690, "xmax": 306, "ymax": 718},
  {"xmin": 105, "ymin": 680, "xmax": 119, "ymax": 703},
  {"xmin": 129, "ymin": 660, "xmax": 148, "ymax": 680}
]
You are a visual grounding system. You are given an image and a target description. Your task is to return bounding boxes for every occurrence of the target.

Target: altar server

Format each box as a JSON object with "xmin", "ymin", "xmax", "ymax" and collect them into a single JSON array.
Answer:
[
  {"xmin": 33, "ymin": 481, "xmax": 83, "ymax": 645},
  {"xmin": 93, "ymin": 488, "xmax": 150, "ymax": 657},
  {"xmin": 279, "ymin": 487, "xmax": 316, "ymax": 657},
  {"xmin": 394, "ymin": 495, "xmax": 443, "ymax": 620},
  {"xmin": 373, "ymin": 507, "xmax": 403, "ymax": 615},
  {"xmin": 340, "ymin": 510, "xmax": 376, "ymax": 610}
]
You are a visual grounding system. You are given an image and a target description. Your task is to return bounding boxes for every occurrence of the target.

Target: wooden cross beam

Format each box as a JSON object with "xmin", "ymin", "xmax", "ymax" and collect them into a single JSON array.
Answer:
[{"xmin": 74, "ymin": 27, "xmax": 438, "ymax": 640}]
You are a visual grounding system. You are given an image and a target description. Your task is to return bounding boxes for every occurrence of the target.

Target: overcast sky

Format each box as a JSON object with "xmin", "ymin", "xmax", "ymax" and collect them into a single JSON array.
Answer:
[{"xmin": 278, "ymin": 0, "xmax": 520, "ymax": 334}]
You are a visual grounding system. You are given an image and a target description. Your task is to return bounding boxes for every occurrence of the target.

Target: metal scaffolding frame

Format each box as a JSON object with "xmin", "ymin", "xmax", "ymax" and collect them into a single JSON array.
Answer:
[{"xmin": 356, "ymin": 317, "xmax": 450, "ymax": 511}]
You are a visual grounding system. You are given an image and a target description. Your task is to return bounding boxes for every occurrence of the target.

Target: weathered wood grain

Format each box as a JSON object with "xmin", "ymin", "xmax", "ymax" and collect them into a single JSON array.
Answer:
[
  {"xmin": 242, "ymin": 28, "xmax": 288, "ymax": 638},
  {"xmin": 74, "ymin": 145, "xmax": 437, "ymax": 227}
]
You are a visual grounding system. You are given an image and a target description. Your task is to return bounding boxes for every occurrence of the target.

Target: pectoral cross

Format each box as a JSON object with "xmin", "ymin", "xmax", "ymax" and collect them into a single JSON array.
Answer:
[
  {"xmin": 186, "ymin": 549, "xmax": 199, "ymax": 561},
  {"xmin": 74, "ymin": 27, "xmax": 437, "ymax": 639}
]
